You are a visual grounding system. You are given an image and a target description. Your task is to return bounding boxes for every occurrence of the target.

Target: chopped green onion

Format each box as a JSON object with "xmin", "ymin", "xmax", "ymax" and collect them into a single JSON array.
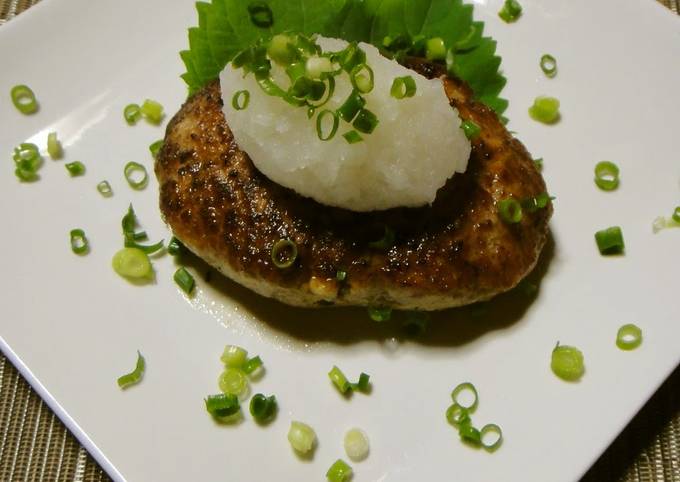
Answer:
[
  {"xmin": 368, "ymin": 226, "xmax": 394, "ymax": 250},
  {"xmin": 521, "ymin": 192, "xmax": 552, "ymax": 213},
  {"xmin": 342, "ymin": 130, "xmax": 363, "ymax": 144},
  {"xmin": 10, "ymin": 85, "xmax": 39, "ymax": 114},
  {"xmin": 498, "ymin": 0, "xmax": 522, "ymax": 23},
  {"xmin": 288, "ymin": 421, "xmax": 316, "ymax": 454},
  {"xmin": 174, "ymin": 267, "xmax": 195, "ymax": 295},
  {"xmin": 232, "ymin": 90, "xmax": 250, "ymax": 110},
  {"xmin": 250, "ymin": 393, "xmax": 277, "ymax": 423},
  {"xmin": 242, "ymin": 356, "xmax": 263, "ymax": 375},
  {"xmin": 247, "ymin": 1, "xmax": 273, "ymax": 28},
  {"xmin": 268, "ymin": 34, "xmax": 294, "ymax": 65},
  {"xmin": 140, "ymin": 99, "xmax": 164, "ymax": 125},
  {"xmin": 349, "ymin": 64, "xmax": 374, "ymax": 94},
  {"xmin": 47, "ymin": 132, "xmax": 63, "ymax": 159},
  {"xmin": 13, "ymin": 143, "xmax": 42, "ymax": 182},
  {"xmin": 340, "ymin": 43, "xmax": 366, "ymax": 73},
  {"xmin": 344, "ymin": 428, "xmax": 369, "ymax": 461},
  {"xmin": 594, "ymin": 226, "xmax": 624, "ymax": 255},
  {"xmin": 451, "ymin": 382, "xmax": 479, "ymax": 412},
  {"xmin": 459, "ymin": 423, "xmax": 482, "ymax": 444},
  {"xmin": 534, "ymin": 158, "xmax": 544, "ymax": 171},
  {"xmin": 403, "ymin": 312, "xmax": 429, "ymax": 336},
  {"xmin": 461, "ymin": 120, "xmax": 481, "ymax": 139},
  {"xmin": 328, "ymin": 365, "xmax": 351, "ymax": 393},
  {"xmin": 112, "ymin": 247, "xmax": 153, "ymax": 279},
  {"xmin": 271, "ymin": 239, "xmax": 298, "ymax": 268},
  {"xmin": 316, "ymin": 109, "xmax": 339, "ymax": 141},
  {"xmin": 326, "ymin": 459, "xmax": 352, "ymax": 482},
  {"xmin": 594, "ymin": 161, "xmax": 620, "ymax": 191},
  {"xmin": 218, "ymin": 367, "xmax": 248, "ymax": 398},
  {"xmin": 425, "ymin": 37, "xmax": 446, "ymax": 61},
  {"xmin": 351, "ymin": 373, "xmax": 370, "ymax": 393},
  {"xmin": 480, "ymin": 423, "xmax": 503, "ymax": 451},
  {"xmin": 167, "ymin": 236, "xmax": 186, "ymax": 256},
  {"xmin": 123, "ymin": 104, "xmax": 141, "ymax": 125},
  {"xmin": 653, "ymin": 215, "xmax": 680, "ymax": 233},
  {"xmin": 353, "ymin": 108, "xmax": 379, "ymax": 134},
  {"xmin": 336, "ymin": 270, "xmax": 347, "ymax": 282},
  {"xmin": 97, "ymin": 180, "xmax": 113, "ymax": 197},
  {"xmin": 124, "ymin": 161, "xmax": 149, "ymax": 190},
  {"xmin": 221, "ymin": 345, "xmax": 248, "ymax": 368},
  {"xmin": 529, "ymin": 96, "xmax": 560, "ymax": 124},
  {"xmin": 124, "ymin": 237, "xmax": 164, "ymax": 254},
  {"xmin": 205, "ymin": 393, "xmax": 240, "ymax": 420},
  {"xmin": 390, "ymin": 76, "xmax": 417, "ymax": 99},
  {"xmin": 117, "ymin": 351, "xmax": 145, "ymax": 389},
  {"xmin": 149, "ymin": 140, "xmax": 164, "ymax": 159},
  {"xmin": 65, "ymin": 161, "xmax": 86, "ymax": 177},
  {"xmin": 540, "ymin": 54, "xmax": 557, "ymax": 78},
  {"xmin": 306, "ymin": 56, "xmax": 334, "ymax": 79},
  {"xmin": 337, "ymin": 91, "xmax": 366, "ymax": 122},
  {"xmin": 69, "ymin": 229, "xmax": 89, "ymax": 255},
  {"xmin": 551, "ymin": 343, "xmax": 585, "ymax": 381},
  {"xmin": 498, "ymin": 198, "xmax": 523, "ymax": 224},
  {"xmin": 672, "ymin": 207, "xmax": 680, "ymax": 223},
  {"xmin": 616, "ymin": 324, "xmax": 642, "ymax": 350},
  {"xmin": 368, "ymin": 306, "xmax": 391, "ymax": 322},
  {"xmin": 446, "ymin": 404, "xmax": 471, "ymax": 428}
]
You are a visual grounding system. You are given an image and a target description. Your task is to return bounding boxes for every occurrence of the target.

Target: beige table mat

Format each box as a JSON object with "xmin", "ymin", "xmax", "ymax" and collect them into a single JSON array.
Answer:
[{"xmin": 1, "ymin": 0, "xmax": 679, "ymax": 480}]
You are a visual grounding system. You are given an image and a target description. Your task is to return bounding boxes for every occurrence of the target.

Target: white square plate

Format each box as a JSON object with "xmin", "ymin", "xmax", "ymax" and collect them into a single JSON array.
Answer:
[{"xmin": 1, "ymin": 0, "xmax": 679, "ymax": 480}]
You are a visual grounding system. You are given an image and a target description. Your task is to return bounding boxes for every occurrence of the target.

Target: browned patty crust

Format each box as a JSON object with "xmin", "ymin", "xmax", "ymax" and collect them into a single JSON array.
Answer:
[{"xmin": 155, "ymin": 59, "xmax": 552, "ymax": 310}]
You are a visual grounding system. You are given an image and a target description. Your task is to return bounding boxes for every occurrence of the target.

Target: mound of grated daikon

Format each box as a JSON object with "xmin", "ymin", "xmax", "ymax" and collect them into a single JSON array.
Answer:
[{"xmin": 220, "ymin": 37, "xmax": 470, "ymax": 212}]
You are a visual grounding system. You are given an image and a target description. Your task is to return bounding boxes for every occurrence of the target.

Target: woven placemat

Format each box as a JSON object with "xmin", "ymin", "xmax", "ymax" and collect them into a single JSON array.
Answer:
[{"xmin": 1, "ymin": 1, "xmax": 679, "ymax": 481}]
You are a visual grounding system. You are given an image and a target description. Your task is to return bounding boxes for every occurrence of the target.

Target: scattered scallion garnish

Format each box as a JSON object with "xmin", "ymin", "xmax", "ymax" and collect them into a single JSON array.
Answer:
[
  {"xmin": 288, "ymin": 421, "xmax": 316, "ymax": 454},
  {"xmin": 149, "ymin": 140, "xmax": 164, "ymax": 159},
  {"xmin": 540, "ymin": 54, "xmax": 557, "ymax": 78},
  {"xmin": 616, "ymin": 324, "xmax": 643, "ymax": 351},
  {"xmin": 529, "ymin": 96, "xmax": 560, "ymax": 124},
  {"xmin": 445, "ymin": 383, "xmax": 502, "ymax": 451},
  {"xmin": 47, "ymin": 132, "xmax": 63, "ymax": 160},
  {"xmin": 174, "ymin": 267, "xmax": 195, "ymax": 295},
  {"xmin": 498, "ymin": 198, "xmax": 523, "ymax": 224},
  {"xmin": 425, "ymin": 37, "xmax": 446, "ymax": 61},
  {"xmin": 167, "ymin": 236, "xmax": 186, "ymax": 256},
  {"xmin": 316, "ymin": 109, "xmax": 340, "ymax": 141},
  {"xmin": 480, "ymin": 424, "xmax": 503, "ymax": 451},
  {"xmin": 140, "ymin": 99, "xmax": 164, "ymax": 125},
  {"xmin": 112, "ymin": 247, "xmax": 153, "ymax": 279},
  {"xmin": 551, "ymin": 343, "xmax": 585, "ymax": 381},
  {"xmin": 123, "ymin": 161, "xmax": 149, "ymax": 190},
  {"xmin": 242, "ymin": 356, "xmax": 263, "ymax": 375},
  {"xmin": 123, "ymin": 104, "xmax": 141, "ymax": 125},
  {"xmin": 521, "ymin": 192, "xmax": 552, "ymax": 213},
  {"xmin": 10, "ymin": 84, "xmax": 39, "ymax": 114},
  {"xmin": 328, "ymin": 366, "xmax": 371, "ymax": 395},
  {"xmin": 65, "ymin": 161, "xmax": 86, "ymax": 177},
  {"xmin": 368, "ymin": 226, "xmax": 395, "ymax": 250},
  {"xmin": 117, "ymin": 351, "xmax": 145, "ymax": 389},
  {"xmin": 367, "ymin": 306, "xmax": 392, "ymax": 322},
  {"xmin": 673, "ymin": 207, "xmax": 680, "ymax": 223},
  {"xmin": 218, "ymin": 367, "xmax": 249, "ymax": 398},
  {"xmin": 326, "ymin": 459, "xmax": 352, "ymax": 482},
  {"xmin": 344, "ymin": 428, "xmax": 369, "ymax": 461},
  {"xmin": 390, "ymin": 75, "xmax": 416, "ymax": 99},
  {"xmin": 594, "ymin": 226, "xmax": 624, "ymax": 255},
  {"xmin": 13, "ymin": 143, "xmax": 42, "ymax": 182},
  {"xmin": 221, "ymin": 345, "xmax": 248, "ymax": 368},
  {"xmin": 121, "ymin": 205, "xmax": 164, "ymax": 254},
  {"xmin": 271, "ymin": 239, "xmax": 298, "ymax": 269},
  {"xmin": 69, "ymin": 229, "xmax": 89, "ymax": 255},
  {"xmin": 247, "ymin": 1, "xmax": 273, "ymax": 28},
  {"xmin": 461, "ymin": 119, "xmax": 481, "ymax": 139},
  {"xmin": 498, "ymin": 0, "xmax": 523, "ymax": 23},
  {"xmin": 336, "ymin": 270, "xmax": 348, "ymax": 282},
  {"xmin": 205, "ymin": 393, "xmax": 241, "ymax": 421},
  {"xmin": 232, "ymin": 90, "xmax": 250, "ymax": 111},
  {"xmin": 534, "ymin": 158, "xmax": 544, "ymax": 171},
  {"xmin": 594, "ymin": 161, "xmax": 620, "ymax": 191},
  {"xmin": 652, "ymin": 215, "xmax": 680, "ymax": 233},
  {"xmin": 249, "ymin": 393, "xmax": 277, "ymax": 424},
  {"xmin": 342, "ymin": 130, "xmax": 363, "ymax": 144}
]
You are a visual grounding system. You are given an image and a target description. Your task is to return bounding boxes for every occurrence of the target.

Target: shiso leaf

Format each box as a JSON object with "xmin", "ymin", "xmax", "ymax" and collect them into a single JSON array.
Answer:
[{"xmin": 180, "ymin": 0, "xmax": 508, "ymax": 115}]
